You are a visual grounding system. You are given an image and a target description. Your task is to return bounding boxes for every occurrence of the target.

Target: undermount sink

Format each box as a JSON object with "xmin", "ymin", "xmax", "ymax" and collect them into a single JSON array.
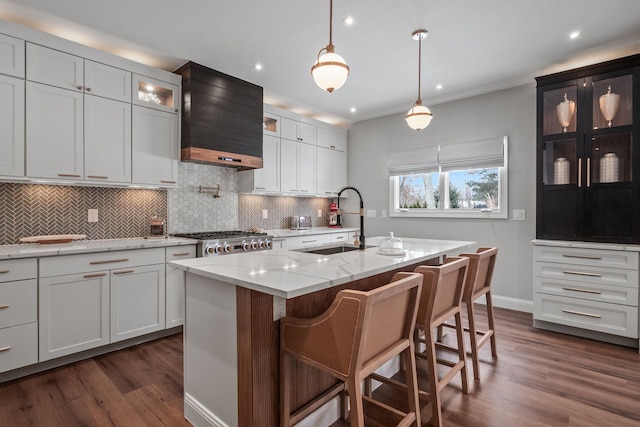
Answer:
[{"xmin": 294, "ymin": 244, "xmax": 373, "ymax": 255}]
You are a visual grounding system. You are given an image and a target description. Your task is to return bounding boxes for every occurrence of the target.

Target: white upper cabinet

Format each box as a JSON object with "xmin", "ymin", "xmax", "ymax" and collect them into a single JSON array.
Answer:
[
  {"xmin": 317, "ymin": 147, "xmax": 347, "ymax": 196},
  {"xmin": 317, "ymin": 128, "xmax": 347, "ymax": 152},
  {"xmin": 281, "ymin": 117, "xmax": 316, "ymax": 144},
  {"xmin": 263, "ymin": 111, "xmax": 280, "ymax": 137},
  {"xmin": 26, "ymin": 43, "xmax": 84, "ymax": 91},
  {"xmin": 0, "ymin": 75, "xmax": 24, "ymax": 177},
  {"xmin": 281, "ymin": 138, "xmax": 316, "ymax": 195},
  {"xmin": 132, "ymin": 105, "xmax": 179, "ymax": 186},
  {"xmin": 133, "ymin": 74, "xmax": 179, "ymax": 113},
  {"xmin": 85, "ymin": 60, "xmax": 131, "ymax": 102},
  {"xmin": 0, "ymin": 33, "xmax": 25, "ymax": 78},
  {"xmin": 26, "ymin": 81, "xmax": 84, "ymax": 180}
]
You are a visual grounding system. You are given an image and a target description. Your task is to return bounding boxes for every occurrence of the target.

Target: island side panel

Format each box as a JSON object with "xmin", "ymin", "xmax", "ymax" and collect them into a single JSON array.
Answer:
[{"xmin": 236, "ymin": 286, "xmax": 279, "ymax": 427}]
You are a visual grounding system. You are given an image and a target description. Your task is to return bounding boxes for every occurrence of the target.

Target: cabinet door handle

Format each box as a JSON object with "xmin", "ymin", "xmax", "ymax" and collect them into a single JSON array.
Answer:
[
  {"xmin": 562, "ymin": 309, "xmax": 601, "ymax": 319},
  {"xmin": 587, "ymin": 157, "xmax": 591, "ymax": 187},
  {"xmin": 563, "ymin": 270, "xmax": 602, "ymax": 277},
  {"xmin": 85, "ymin": 87, "xmax": 91, "ymax": 92},
  {"xmin": 172, "ymin": 252, "xmax": 191, "ymax": 256},
  {"xmin": 84, "ymin": 272, "xmax": 107, "ymax": 278},
  {"xmin": 113, "ymin": 269, "xmax": 134, "ymax": 275},
  {"xmin": 0, "ymin": 346, "xmax": 11, "ymax": 353},
  {"xmin": 76, "ymin": 85, "xmax": 83, "ymax": 90},
  {"xmin": 0, "ymin": 304, "xmax": 9, "ymax": 310},
  {"xmin": 578, "ymin": 158, "xmax": 582, "ymax": 188},
  {"xmin": 90, "ymin": 258, "xmax": 129, "ymax": 265},
  {"xmin": 561, "ymin": 286, "xmax": 602, "ymax": 295},
  {"xmin": 58, "ymin": 173, "xmax": 81, "ymax": 178},
  {"xmin": 87, "ymin": 175, "xmax": 108, "ymax": 179},
  {"xmin": 562, "ymin": 254, "xmax": 602, "ymax": 260},
  {"xmin": 161, "ymin": 180, "xmax": 177, "ymax": 184},
  {"xmin": 0, "ymin": 270, "xmax": 9, "ymax": 274}
]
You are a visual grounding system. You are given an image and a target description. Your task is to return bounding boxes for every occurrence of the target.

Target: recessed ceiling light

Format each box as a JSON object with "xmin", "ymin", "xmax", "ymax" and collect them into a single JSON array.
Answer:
[
  {"xmin": 343, "ymin": 16, "xmax": 354, "ymax": 25},
  {"xmin": 436, "ymin": 84, "xmax": 443, "ymax": 90},
  {"xmin": 569, "ymin": 30, "xmax": 580, "ymax": 39},
  {"xmin": 350, "ymin": 107, "xmax": 356, "ymax": 113},
  {"xmin": 254, "ymin": 63, "xmax": 263, "ymax": 70}
]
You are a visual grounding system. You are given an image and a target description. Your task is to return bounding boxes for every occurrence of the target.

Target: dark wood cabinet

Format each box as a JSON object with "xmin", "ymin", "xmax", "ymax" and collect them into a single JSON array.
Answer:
[{"xmin": 536, "ymin": 54, "xmax": 640, "ymax": 243}]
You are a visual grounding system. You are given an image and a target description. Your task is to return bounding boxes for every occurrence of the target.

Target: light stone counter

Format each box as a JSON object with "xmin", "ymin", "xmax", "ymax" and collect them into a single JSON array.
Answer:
[
  {"xmin": 170, "ymin": 236, "xmax": 474, "ymax": 299},
  {"xmin": 0, "ymin": 237, "xmax": 198, "ymax": 260}
]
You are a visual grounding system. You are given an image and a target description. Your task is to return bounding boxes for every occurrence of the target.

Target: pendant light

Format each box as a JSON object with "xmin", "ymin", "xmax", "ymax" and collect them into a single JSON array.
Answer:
[
  {"xmin": 311, "ymin": 0, "xmax": 350, "ymax": 93},
  {"xmin": 406, "ymin": 29, "xmax": 433, "ymax": 131}
]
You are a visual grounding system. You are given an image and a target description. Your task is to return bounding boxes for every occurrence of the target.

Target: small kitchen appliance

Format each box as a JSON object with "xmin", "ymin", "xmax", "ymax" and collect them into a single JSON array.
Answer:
[
  {"xmin": 328, "ymin": 203, "xmax": 341, "ymax": 228},
  {"xmin": 290, "ymin": 215, "xmax": 312, "ymax": 230},
  {"xmin": 172, "ymin": 230, "xmax": 273, "ymax": 257}
]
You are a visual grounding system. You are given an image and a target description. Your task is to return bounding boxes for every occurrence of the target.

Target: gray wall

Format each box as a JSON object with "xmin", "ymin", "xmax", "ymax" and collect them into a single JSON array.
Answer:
[{"xmin": 345, "ymin": 83, "xmax": 536, "ymax": 311}]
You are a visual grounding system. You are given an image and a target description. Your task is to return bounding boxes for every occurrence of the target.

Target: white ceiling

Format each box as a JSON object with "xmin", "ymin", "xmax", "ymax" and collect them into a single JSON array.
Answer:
[{"xmin": 2, "ymin": 0, "xmax": 640, "ymax": 127}]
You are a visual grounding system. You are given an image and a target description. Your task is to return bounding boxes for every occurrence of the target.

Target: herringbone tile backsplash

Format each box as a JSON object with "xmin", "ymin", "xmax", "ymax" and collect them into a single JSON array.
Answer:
[
  {"xmin": 238, "ymin": 194, "xmax": 331, "ymax": 230},
  {"xmin": 0, "ymin": 183, "xmax": 167, "ymax": 245}
]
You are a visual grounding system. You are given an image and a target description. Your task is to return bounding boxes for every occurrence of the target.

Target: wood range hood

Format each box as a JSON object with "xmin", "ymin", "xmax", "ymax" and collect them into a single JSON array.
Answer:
[{"xmin": 175, "ymin": 61, "xmax": 264, "ymax": 170}]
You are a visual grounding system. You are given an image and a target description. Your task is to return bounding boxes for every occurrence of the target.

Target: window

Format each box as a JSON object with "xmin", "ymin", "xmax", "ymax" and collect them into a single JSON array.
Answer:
[{"xmin": 388, "ymin": 137, "xmax": 508, "ymax": 219}]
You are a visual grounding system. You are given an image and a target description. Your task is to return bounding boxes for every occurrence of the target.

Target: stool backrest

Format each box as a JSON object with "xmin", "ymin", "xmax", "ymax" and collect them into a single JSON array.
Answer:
[
  {"xmin": 459, "ymin": 247, "xmax": 498, "ymax": 301},
  {"xmin": 414, "ymin": 257, "xmax": 469, "ymax": 328}
]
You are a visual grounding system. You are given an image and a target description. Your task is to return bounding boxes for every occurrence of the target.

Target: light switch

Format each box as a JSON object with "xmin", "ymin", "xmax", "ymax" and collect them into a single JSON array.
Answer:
[
  {"xmin": 262, "ymin": 209, "xmax": 268, "ymax": 219},
  {"xmin": 513, "ymin": 209, "xmax": 526, "ymax": 221},
  {"xmin": 88, "ymin": 209, "xmax": 98, "ymax": 222},
  {"xmin": 381, "ymin": 209, "xmax": 388, "ymax": 218},
  {"xmin": 367, "ymin": 210, "xmax": 377, "ymax": 218},
  {"xmin": 317, "ymin": 209, "xmax": 322, "ymax": 218}
]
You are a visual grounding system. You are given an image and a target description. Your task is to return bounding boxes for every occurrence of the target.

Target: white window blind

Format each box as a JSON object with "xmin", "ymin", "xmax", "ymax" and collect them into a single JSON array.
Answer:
[
  {"xmin": 438, "ymin": 136, "xmax": 506, "ymax": 172},
  {"xmin": 387, "ymin": 145, "xmax": 438, "ymax": 176}
]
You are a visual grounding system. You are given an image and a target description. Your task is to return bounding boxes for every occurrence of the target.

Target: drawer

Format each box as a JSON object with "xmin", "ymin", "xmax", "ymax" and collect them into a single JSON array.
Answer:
[
  {"xmin": 533, "ymin": 293, "xmax": 638, "ymax": 338},
  {"xmin": 40, "ymin": 248, "xmax": 165, "ymax": 277},
  {"xmin": 165, "ymin": 245, "xmax": 196, "ymax": 261},
  {"xmin": 0, "ymin": 279, "xmax": 37, "ymax": 328},
  {"xmin": 0, "ymin": 258, "xmax": 37, "ymax": 283},
  {"xmin": 533, "ymin": 245, "xmax": 638, "ymax": 269},
  {"xmin": 534, "ymin": 276, "xmax": 638, "ymax": 307},
  {"xmin": 534, "ymin": 261, "xmax": 638, "ymax": 289},
  {"xmin": 286, "ymin": 234, "xmax": 331, "ymax": 249},
  {"xmin": 0, "ymin": 322, "xmax": 38, "ymax": 373},
  {"xmin": 330, "ymin": 232, "xmax": 351, "ymax": 243}
]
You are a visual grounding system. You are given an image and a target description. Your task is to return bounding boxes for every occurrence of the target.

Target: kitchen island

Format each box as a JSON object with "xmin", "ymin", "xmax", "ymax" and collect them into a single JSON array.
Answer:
[{"xmin": 169, "ymin": 236, "xmax": 474, "ymax": 427}]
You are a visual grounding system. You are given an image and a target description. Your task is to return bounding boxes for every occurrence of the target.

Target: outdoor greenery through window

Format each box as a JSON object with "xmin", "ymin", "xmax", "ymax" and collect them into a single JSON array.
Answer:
[{"xmin": 388, "ymin": 137, "xmax": 508, "ymax": 219}]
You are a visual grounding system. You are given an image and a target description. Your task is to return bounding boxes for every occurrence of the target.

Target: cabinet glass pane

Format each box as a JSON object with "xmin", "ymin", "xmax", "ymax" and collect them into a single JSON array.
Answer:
[
  {"xmin": 592, "ymin": 74, "xmax": 632, "ymax": 129},
  {"xmin": 591, "ymin": 132, "xmax": 632, "ymax": 184},
  {"xmin": 543, "ymin": 139, "xmax": 576, "ymax": 185},
  {"xmin": 137, "ymin": 80, "xmax": 174, "ymax": 108},
  {"xmin": 543, "ymin": 86, "xmax": 577, "ymax": 135},
  {"xmin": 263, "ymin": 115, "xmax": 278, "ymax": 133}
]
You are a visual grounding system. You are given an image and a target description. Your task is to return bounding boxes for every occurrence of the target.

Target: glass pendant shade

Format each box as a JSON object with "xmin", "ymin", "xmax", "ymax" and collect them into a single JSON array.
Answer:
[
  {"xmin": 406, "ymin": 101, "xmax": 433, "ymax": 131},
  {"xmin": 311, "ymin": 48, "xmax": 350, "ymax": 93}
]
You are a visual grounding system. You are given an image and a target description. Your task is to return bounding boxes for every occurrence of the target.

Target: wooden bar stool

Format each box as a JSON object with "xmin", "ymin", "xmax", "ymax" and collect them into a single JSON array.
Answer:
[
  {"xmin": 413, "ymin": 257, "xmax": 470, "ymax": 427},
  {"xmin": 280, "ymin": 272, "xmax": 423, "ymax": 427},
  {"xmin": 438, "ymin": 247, "xmax": 498, "ymax": 380}
]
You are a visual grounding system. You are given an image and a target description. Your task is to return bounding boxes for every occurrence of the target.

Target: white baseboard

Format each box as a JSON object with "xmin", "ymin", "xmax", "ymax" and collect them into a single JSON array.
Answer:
[
  {"xmin": 475, "ymin": 294, "xmax": 533, "ymax": 313},
  {"xmin": 184, "ymin": 393, "xmax": 228, "ymax": 427}
]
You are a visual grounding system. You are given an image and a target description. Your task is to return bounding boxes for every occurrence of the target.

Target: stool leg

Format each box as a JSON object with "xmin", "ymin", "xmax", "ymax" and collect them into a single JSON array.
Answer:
[
  {"xmin": 466, "ymin": 300, "xmax": 481, "ymax": 381},
  {"xmin": 423, "ymin": 327, "xmax": 443, "ymax": 427},
  {"xmin": 486, "ymin": 291, "xmax": 498, "ymax": 357},
  {"xmin": 347, "ymin": 377, "xmax": 365, "ymax": 427},
  {"xmin": 455, "ymin": 311, "xmax": 469, "ymax": 394},
  {"xmin": 404, "ymin": 346, "xmax": 421, "ymax": 427}
]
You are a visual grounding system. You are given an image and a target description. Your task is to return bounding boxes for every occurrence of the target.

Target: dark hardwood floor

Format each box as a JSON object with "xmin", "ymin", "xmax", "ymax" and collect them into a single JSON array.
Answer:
[{"xmin": 1, "ymin": 307, "xmax": 640, "ymax": 426}]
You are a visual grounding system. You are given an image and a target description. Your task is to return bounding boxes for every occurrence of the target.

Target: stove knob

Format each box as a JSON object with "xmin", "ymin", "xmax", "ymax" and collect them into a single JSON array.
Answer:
[
  {"xmin": 205, "ymin": 246, "xmax": 215, "ymax": 255},
  {"xmin": 258, "ymin": 240, "xmax": 265, "ymax": 249},
  {"xmin": 214, "ymin": 245, "xmax": 223, "ymax": 254},
  {"xmin": 251, "ymin": 240, "xmax": 258, "ymax": 250},
  {"xmin": 242, "ymin": 241, "xmax": 250, "ymax": 251},
  {"xmin": 223, "ymin": 243, "xmax": 231, "ymax": 253},
  {"xmin": 266, "ymin": 240, "xmax": 272, "ymax": 248}
]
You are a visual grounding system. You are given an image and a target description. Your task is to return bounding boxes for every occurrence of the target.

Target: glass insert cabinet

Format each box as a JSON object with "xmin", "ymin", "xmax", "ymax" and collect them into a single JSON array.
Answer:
[{"xmin": 536, "ymin": 54, "xmax": 640, "ymax": 243}]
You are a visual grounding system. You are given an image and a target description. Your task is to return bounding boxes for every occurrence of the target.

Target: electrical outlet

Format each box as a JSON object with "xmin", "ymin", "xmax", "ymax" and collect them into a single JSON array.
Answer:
[
  {"xmin": 317, "ymin": 209, "xmax": 322, "ymax": 218},
  {"xmin": 513, "ymin": 209, "xmax": 526, "ymax": 221},
  {"xmin": 262, "ymin": 209, "xmax": 268, "ymax": 219},
  {"xmin": 273, "ymin": 296, "xmax": 286, "ymax": 320},
  {"xmin": 366, "ymin": 210, "xmax": 377, "ymax": 218},
  {"xmin": 88, "ymin": 209, "xmax": 98, "ymax": 222}
]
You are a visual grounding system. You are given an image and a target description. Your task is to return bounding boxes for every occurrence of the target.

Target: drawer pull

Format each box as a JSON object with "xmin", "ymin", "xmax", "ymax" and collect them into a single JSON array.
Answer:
[
  {"xmin": 562, "ymin": 309, "xmax": 601, "ymax": 319},
  {"xmin": 0, "ymin": 346, "xmax": 11, "ymax": 353},
  {"xmin": 87, "ymin": 175, "xmax": 109, "ymax": 179},
  {"xmin": 562, "ymin": 254, "xmax": 603, "ymax": 260},
  {"xmin": 563, "ymin": 270, "xmax": 602, "ymax": 278},
  {"xmin": 160, "ymin": 180, "xmax": 177, "ymax": 184},
  {"xmin": 113, "ymin": 269, "xmax": 134, "ymax": 275},
  {"xmin": 302, "ymin": 240, "xmax": 317, "ymax": 243},
  {"xmin": 172, "ymin": 252, "xmax": 191, "ymax": 256},
  {"xmin": 84, "ymin": 273, "xmax": 107, "ymax": 278},
  {"xmin": 335, "ymin": 236, "xmax": 344, "ymax": 240},
  {"xmin": 0, "ymin": 270, "xmax": 9, "ymax": 274},
  {"xmin": 0, "ymin": 304, "xmax": 9, "ymax": 309},
  {"xmin": 57, "ymin": 173, "xmax": 81, "ymax": 178},
  {"xmin": 90, "ymin": 258, "xmax": 129, "ymax": 265},
  {"xmin": 561, "ymin": 287, "xmax": 602, "ymax": 295}
]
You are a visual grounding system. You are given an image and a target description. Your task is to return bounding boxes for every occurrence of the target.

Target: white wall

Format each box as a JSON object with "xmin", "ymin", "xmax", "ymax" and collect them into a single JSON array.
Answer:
[{"xmin": 344, "ymin": 83, "xmax": 536, "ymax": 312}]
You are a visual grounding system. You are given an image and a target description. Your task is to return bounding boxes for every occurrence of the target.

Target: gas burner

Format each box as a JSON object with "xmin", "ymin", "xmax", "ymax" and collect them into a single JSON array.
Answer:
[{"xmin": 172, "ymin": 230, "xmax": 273, "ymax": 257}]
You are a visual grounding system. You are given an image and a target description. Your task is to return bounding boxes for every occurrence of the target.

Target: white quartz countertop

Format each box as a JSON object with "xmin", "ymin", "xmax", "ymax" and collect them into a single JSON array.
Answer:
[
  {"xmin": 169, "ymin": 236, "xmax": 475, "ymax": 299},
  {"xmin": 266, "ymin": 227, "xmax": 359, "ymax": 238},
  {"xmin": 0, "ymin": 237, "xmax": 198, "ymax": 260}
]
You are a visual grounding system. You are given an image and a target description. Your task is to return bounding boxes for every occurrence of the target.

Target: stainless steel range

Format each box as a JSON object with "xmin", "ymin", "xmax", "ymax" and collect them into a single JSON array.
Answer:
[{"xmin": 172, "ymin": 231, "xmax": 273, "ymax": 257}]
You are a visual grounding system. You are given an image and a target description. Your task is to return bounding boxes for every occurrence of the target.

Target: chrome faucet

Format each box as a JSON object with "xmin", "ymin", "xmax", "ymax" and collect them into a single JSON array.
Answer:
[{"xmin": 336, "ymin": 186, "xmax": 365, "ymax": 250}]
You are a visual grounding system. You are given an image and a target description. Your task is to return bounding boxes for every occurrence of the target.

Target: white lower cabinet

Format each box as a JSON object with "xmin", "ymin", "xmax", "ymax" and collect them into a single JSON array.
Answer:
[
  {"xmin": 110, "ymin": 264, "xmax": 165, "ymax": 342},
  {"xmin": 165, "ymin": 245, "xmax": 196, "ymax": 328},
  {"xmin": 39, "ymin": 272, "xmax": 110, "ymax": 361},
  {"xmin": 285, "ymin": 233, "xmax": 331, "ymax": 249},
  {"xmin": 533, "ymin": 243, "xmax": 639, "ymax": 341}
]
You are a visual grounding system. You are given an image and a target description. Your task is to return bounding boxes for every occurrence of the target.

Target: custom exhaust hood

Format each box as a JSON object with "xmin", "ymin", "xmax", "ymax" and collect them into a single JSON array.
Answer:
[{"xmin": 175, "ymin": 62, "xmax": 263, "ymax": 170}]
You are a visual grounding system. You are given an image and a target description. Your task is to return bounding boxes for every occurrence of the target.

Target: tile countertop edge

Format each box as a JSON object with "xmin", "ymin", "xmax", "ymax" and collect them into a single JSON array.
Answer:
[
  {"xmin": 0, "ymin": 237, "xmax": 199, "ymax": 260},
  {"xmin": 531, "ymin": 239, "xmax": 640, "ymax": 252},
  {"xmin": 171, "ymin": 237, "xmax": 475, "ymax": 299}
]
